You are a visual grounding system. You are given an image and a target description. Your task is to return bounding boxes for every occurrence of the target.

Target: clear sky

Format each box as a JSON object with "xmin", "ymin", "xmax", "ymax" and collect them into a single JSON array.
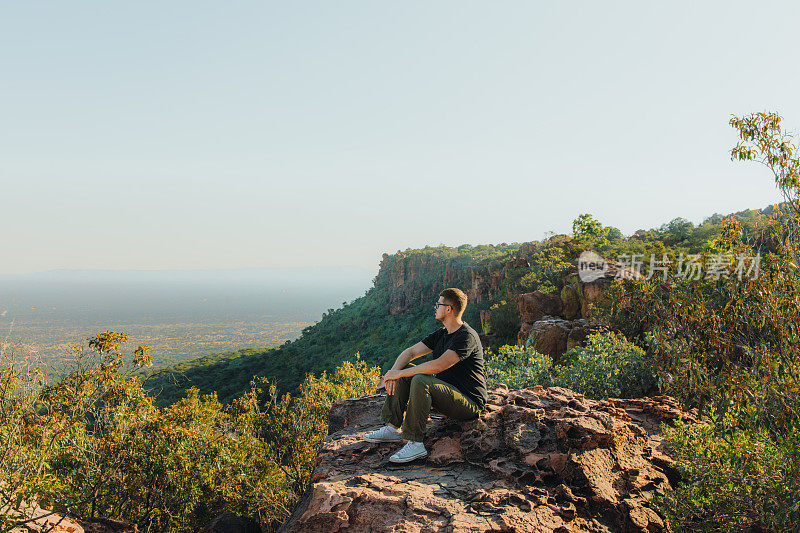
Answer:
[{"xmin": 2, "ymin": 1, "xmax": 798, "ymax": 275}]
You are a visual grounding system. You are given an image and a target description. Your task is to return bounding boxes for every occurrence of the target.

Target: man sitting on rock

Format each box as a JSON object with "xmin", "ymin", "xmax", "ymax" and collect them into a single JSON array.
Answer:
[{"xmin": 364, "ymin": 287, "xmax": 488, "ymax": 463}]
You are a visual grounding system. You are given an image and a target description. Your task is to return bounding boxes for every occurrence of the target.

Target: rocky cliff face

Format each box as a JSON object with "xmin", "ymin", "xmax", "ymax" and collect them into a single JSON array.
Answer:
[
  {"xmin": 374, "ymin": 252, "xmax": 509, "ymax": 316},
  {"xmin": 280, "ymin": 386, "xmax": 699, "ymax": 533}
]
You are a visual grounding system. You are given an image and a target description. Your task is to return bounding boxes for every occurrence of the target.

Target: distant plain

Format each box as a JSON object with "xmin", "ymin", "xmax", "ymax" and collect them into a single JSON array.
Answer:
[{"xmin": 0, "ymin": 266, "xmax": 374, "ymax": 374}]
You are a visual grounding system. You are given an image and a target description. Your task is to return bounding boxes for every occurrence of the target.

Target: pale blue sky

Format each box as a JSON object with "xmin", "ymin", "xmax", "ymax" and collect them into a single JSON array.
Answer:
[{"xmin": 2, "ymin": 2, "xmax": 798, "ymax": 274}]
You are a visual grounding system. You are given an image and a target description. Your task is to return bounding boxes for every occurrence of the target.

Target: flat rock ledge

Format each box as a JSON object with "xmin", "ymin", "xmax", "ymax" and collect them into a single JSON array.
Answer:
[{"xmin": 279, "ymin": 385, "xmax": 700, "ymax": 533}]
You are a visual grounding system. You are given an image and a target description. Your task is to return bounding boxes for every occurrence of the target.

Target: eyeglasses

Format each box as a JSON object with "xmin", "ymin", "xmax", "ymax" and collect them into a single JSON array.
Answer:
[{"xmin": 433, "ymin": 303, "xmax": 451, "ymax": 310}]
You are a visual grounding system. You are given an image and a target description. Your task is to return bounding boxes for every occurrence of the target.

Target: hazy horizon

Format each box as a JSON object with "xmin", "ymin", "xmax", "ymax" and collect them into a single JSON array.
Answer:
[
  {"xmin": 0, "ymin": 264, "xmax": 375, "ymax": 280},
  {"xmin": 0, "ymin": 264, "xmax": 375, "ymax": 370},
  {"xmin": 0, "ymin": 265, "xmax": 374, "ymax": 321}
]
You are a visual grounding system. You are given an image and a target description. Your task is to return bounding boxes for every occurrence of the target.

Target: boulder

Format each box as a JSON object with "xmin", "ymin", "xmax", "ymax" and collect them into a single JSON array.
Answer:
[
  {"xmin": 517, "ymin": 321, "xmax": 535, "ymax": 347},
  {"xmin": 524, "ymin": 316, "xmax": 571, "ymax": 362},
  {"xmin": 280, "ymin": 388, "xmax": 700, "ymax": 533},
  {"xmin": 518, "ymin": 291, "xmax": 564, "ymax": 324},
  {"xmin": 581, "ymin": 281, "xmax": 606, "ymax": 319},
  {"xmin": 517, "ymin": 291, "xmax": 566, "ymax": 346},
  {"xmin": 523, "ymin": 318, "xmax": 609, "ymax": 363}
]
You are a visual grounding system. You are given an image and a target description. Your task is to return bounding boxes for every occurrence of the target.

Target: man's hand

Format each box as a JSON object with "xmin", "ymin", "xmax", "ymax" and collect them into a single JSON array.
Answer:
[
  {"xmin": 381, "ymin": 369, "xmax": 404, "ymax": 395},
  {"xmin": 383, "ymin": 369, "xmax": 403, "ymax": 382},
  {"xmin": 383, "ymin": 378, "xmax": 398, "ymax": 395}
]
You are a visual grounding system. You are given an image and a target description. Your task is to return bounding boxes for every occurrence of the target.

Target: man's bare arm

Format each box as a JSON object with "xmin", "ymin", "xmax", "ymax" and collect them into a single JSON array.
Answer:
[
  {"xmin": 381, "ymin": 342, "xmax": 433, "ymax": 394},
  {"xmin": 390, "ymin": 349, "xmax": 460, "ymax": 379},
  {"xmin": 389, "ymin": 341, "xmax": 432, "ymax": 371}
]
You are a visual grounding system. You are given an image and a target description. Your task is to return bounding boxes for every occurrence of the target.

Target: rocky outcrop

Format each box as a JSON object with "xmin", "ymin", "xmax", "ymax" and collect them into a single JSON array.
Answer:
[
  {"xmin": 374, "ymin": 247, "xmax": 646, "ymax": 359},
  {"xmin": 514, "ymin": 256, "xmax": 645, "ymax": 357},
  {"xmin": 517, "ymin": 292, "xmax": 563, "ymax": 347},
  {"xmin": 523, "ymin": 318, "xmax": 611, "ymax": 362},
  {"xmin": 523, "ymin": 316, "xmax": 571, "ymax": 361},
  {"xmin": 5, "ymin": 502, "xmax": 137, "ymax": 533},
  {"xmin": 519, "ymin": 291, "xmax": 564, "ymax": 324},
  {"xmin": 560, "ymin": 285, "xmax": 581, "ymax": 320},
  {"xmin": 280, "ymin": 387, "xmax": 700, "ymax": 533}
]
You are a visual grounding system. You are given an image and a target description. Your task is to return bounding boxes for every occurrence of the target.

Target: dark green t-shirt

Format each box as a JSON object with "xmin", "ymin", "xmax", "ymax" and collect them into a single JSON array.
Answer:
[{"xmin": 421, "ymin": 322, "xmax": 487, "ymax": 409}]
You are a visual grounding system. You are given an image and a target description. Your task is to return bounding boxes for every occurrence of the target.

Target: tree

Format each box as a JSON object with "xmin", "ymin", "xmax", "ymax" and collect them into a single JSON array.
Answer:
[
  {"xmin": 730, "ymin": 111, "xmax": 800, "ymax": 266},
  {"xmin": 572, "ymin": 213, "xmax": 608, "ymax": 241},
  {"xmin": 605, "ymin": 226, "xmax": 623, "ymax": 241},
  {"xmin": 658, "ymin": 217, "xmax": 695, "ymax": 246}
]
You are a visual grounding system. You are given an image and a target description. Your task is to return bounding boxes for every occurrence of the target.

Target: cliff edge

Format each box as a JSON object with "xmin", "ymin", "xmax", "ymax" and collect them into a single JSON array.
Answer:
[{"xmin": 280, "ymin": 385, "xmax": 699, "ymax": 533}]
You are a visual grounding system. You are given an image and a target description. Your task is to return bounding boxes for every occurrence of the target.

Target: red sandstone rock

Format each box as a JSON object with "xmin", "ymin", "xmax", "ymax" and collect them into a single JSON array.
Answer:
[
  {"xmin": 581, "ymin": 281, "xmax": 607, "ymax": 319},
  {"xmin": 518, "ymin": 321, "xmax": 535, "ymax": 347},
  {"xmin": 5, "ymin": 502, "xmax": 137, "ymax": 533},
  {"xmin": 524, "ymin": 317, "xmax": 571, "ymax": 361},
  {"xmin": 519, "ymin": 291, "xmax": 564, "ymax": 324},
  {"xmin": 280, "ymin": 387, "xmax": 700, "ymax": 533},
  {"xmin": 7, "ymin": 503, "xmax": 85, "ymax": 533},
  {"xmin": 430, "ymin": 437, "xmax": 463, "ymax": 464}
]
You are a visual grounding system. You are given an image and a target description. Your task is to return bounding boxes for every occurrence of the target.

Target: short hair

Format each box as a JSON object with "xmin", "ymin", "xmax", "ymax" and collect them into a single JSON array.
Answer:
[{"xmin": 439, "ymin": 288, "xmax": 468, "ymax": 318}]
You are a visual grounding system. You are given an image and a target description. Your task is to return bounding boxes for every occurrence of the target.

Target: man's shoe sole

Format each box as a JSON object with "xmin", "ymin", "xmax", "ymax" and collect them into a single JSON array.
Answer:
[{"xmin": 389, "ymin": 451, "xmax": 428, "ymax": 463}]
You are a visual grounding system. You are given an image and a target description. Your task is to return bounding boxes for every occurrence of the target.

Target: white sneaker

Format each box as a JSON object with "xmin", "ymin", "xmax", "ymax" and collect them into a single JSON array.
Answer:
[
  {"xmin": 363, "ymin": 425, "xmax": 402, "ymax": 443},
  {"xmin": 389, "ymin": 441, "xmax": 428, "ymax": 463}
]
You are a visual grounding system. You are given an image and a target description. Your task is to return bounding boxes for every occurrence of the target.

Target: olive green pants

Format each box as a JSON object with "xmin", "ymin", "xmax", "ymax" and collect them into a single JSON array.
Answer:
[{"xmin": 380, "ymin": 365, "xmax": 482, "ymax": 442}]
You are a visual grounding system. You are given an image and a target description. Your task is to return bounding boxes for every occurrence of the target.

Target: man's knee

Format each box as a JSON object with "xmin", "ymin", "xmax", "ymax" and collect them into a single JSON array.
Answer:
[{"xmin": 409, "ymin": 373, "xmax": 434, "ymax": 391}]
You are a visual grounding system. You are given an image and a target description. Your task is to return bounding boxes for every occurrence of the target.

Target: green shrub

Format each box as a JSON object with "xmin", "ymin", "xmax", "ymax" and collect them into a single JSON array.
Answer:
[
  {"xmin": 485, "ymin": 344, "xmax": 553, "ymax": 389},
  {"xmin": 515, "ymin": 242, "xmax": 573, "ymax": 294},
  {"xmin": 485, "ymin": 332, "xmax": 656, "ymax": 399},
  {"xmin": 554, "ymin": 332, "xmax": 656, "ymax": 399},
  {"xmin": 653, "ymin": 406, "xmax": 800, "ymax": 532}
]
